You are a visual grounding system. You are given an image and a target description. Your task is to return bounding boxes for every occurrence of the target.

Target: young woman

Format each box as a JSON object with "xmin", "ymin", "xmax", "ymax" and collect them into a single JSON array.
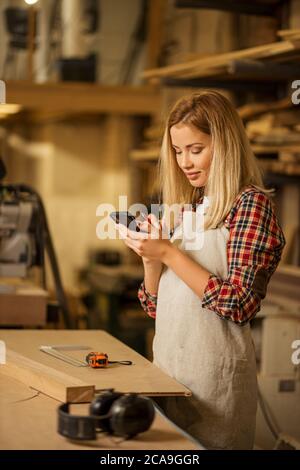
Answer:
[{"xmin": 116, "ymin": 91, "xmax": 285, "ymax": 450}]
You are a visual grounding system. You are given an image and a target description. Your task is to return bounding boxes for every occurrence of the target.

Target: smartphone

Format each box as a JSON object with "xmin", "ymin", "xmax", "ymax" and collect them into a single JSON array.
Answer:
[{"xmin": 110, "ymin": 211, "xmax": 141, "ymax": 232}]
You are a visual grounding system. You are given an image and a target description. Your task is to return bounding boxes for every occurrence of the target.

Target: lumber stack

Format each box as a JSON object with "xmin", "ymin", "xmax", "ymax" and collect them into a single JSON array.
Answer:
[{"xmin": 142, "ymin": 30, "xmax": 300, "ymax": 82}]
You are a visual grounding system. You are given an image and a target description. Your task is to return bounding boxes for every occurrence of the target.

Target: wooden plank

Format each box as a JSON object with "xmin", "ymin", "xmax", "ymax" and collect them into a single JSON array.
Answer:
[
  {"xmin": 237, "ymin": 97, "xmax": 291, "ymax": 121},
  {"xmin": 145, "ymin": 0, "xmax": 166, "ymax": 69},
  {"xmin": 277, "ymin": 29, "xmax": 300, "ymax": 41},
  {"xmin": 6, "ymin": 81, "xmax": 161, "ymax": 116},
  {"xmin": 258, "ymin": 158, "xmax": 300, "ymax": 175},
  {"xmin": 253, "ymin": 144, "xmax": 300, "ymax": 154},
  {"xmin": 3, "ymin": 349, "xmax": 94, "ymax": 403},
  {"xmin": 130, "ymin": 147, "xmax": 160, "ymax": 161},
  {"xmin": 0, "ymin": 330, "xmax": 191, "ymax": 403},
  {"xmin": 142, "ymin": 38, "xmax": 300, "ymax": 80},
  {"xmin": 0, "ymin": 375, "xmax": 199, "ymax": 450},
  {"xmin": 174, "ymin": 66, "xmax": 228, "ymax": 80}
]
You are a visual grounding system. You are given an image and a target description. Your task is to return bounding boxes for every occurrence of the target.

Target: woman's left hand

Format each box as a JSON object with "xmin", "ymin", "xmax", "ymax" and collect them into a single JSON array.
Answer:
[{"xmin": 116, "ymin": 214, "xmax": 173, "ymax": 262}]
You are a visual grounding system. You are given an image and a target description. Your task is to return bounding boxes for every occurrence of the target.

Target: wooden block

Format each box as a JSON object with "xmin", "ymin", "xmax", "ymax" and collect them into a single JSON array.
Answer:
[
  {"xmin": 0, "ymin": 330, "xmax": 191, "ymax": 403},
  {"xmin": 3, "ymin": 349, "xmax": 94, "ymax": 403}
]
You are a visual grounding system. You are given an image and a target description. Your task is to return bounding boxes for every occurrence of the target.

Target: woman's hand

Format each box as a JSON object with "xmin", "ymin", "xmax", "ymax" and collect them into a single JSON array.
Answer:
[{"xmin": 116, "ymin": 214, "xmax": 173, "ymax": 264}]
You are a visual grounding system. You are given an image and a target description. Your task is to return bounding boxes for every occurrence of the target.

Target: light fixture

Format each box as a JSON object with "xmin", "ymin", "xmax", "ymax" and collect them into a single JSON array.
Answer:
[
  {"xmin": 0, "ymin": 104, "xmax": 22, "ymax": 116},
  {"xmin": 24, "ymin": 0, "xmax": 39, "ymax": 5}
]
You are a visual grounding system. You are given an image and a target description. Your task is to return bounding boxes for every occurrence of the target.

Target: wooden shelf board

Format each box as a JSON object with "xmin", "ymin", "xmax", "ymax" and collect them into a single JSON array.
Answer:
[
  {"xmin": 258, "ymin": 159, "xmax": 300, "ymax": 175},
  {"xmin": 130, "ymin": 147, "xmax": 160, "ymax": 161},
  {"xmin": 6, "ymin": 81, "xmax": 161, "ymax": 116},
  {"xmin": 253, "ymin": 144, "xmax": 300, "ymax": 154}
]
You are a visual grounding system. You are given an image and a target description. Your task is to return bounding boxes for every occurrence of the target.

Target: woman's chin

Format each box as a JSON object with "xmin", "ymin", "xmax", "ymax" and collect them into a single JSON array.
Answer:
[{"xmin": 188, "ymin": 177, "xmax": 205, "ymax": 187}]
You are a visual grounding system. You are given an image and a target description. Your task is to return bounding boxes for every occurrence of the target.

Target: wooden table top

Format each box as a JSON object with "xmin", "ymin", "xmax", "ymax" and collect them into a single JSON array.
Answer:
[
  {"xmin": 0, "ymin": 375, "xmax": 200, "ymax": 450},
  {"xmin": 0, "ymin": 330, "xmax": 191, "ymax": 403}
]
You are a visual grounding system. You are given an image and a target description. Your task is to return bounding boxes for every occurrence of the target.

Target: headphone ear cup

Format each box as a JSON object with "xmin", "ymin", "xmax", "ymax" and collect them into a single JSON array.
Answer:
[
  {"xmin": 109, "ymin": 394, "xmax": 155, "ymax": 438},
  {"xmin": 89, "ymin": 391, "xmax": 123, "ymax": 433}
]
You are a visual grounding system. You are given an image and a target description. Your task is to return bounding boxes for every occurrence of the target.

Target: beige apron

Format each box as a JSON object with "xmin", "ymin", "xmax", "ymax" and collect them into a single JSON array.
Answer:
[{"xmin": 153, "ymin": 202, "xmax": 258, "ymax": 450}]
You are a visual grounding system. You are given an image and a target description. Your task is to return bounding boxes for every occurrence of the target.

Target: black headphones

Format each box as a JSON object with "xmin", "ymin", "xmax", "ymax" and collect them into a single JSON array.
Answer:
[{"xmin": 58, "ymin": 390, "xmax": 155, "ymax": 441}]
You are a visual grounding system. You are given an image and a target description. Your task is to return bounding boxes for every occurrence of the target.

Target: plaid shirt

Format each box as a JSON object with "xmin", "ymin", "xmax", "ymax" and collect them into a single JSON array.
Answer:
[{"xmin": 138, "ymin": 185, "xmax": 286, "ymax": 325}]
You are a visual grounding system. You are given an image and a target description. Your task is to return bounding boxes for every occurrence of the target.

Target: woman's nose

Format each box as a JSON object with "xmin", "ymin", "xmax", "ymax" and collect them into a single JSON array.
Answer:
[{"xmin": 180, "ymin": 151, "xmax": 192, "ymax": 169}]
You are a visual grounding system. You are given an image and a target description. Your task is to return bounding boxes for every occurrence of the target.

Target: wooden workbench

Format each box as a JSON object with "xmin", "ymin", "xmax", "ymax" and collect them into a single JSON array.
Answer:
[
  {"xmin": 0, "ymin": 375, "xmax": 200, "ymax": 450},
  {"xmin": 0, "ymin": 330, "xmax": 191, "ymax": 402}
]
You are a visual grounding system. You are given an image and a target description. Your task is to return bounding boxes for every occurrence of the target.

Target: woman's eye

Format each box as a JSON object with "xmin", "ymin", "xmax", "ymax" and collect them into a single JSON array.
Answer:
[{"xmin": 173, "ymin": 148, "xmax": 203, "ymax": 155}]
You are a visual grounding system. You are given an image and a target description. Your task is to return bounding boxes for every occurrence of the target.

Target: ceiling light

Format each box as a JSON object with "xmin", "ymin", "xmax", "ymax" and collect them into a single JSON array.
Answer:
[{"xmin": 24, "ymin": 0, "xmax": 39, "ymax": 5}]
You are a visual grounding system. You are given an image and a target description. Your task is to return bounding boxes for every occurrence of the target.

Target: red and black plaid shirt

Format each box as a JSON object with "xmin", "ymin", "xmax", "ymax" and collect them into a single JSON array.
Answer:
[{"xmin": 138, "ymin": 185, "xmax": 286, "ymax": 325}]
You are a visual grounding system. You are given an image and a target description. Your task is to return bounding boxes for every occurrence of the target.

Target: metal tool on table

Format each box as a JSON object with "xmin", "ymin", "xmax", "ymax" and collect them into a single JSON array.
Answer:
[
  {"xmin": 40, "ymin": 345, "xmax": 133, "ymax": 368},
  {"xmin": 40, "ymin": 345, "xmax": 90, "ymax": 367}
]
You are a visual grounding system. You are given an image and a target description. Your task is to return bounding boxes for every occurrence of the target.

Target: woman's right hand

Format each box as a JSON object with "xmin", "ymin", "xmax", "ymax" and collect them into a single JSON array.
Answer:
[
  {"xmin": 116, "ymin": 213, "xmax": 167, "ymax": 265},
  {"xmin": 136, "ymin": 215, "xmax": 161, "ymax": 265},
  {"xmin": 115, "ymin": 217, "xmax": 156, "ymax": 264},
  {"xmin": 116, "ymin": 215, "xmax": 163, "ymax": 296}
]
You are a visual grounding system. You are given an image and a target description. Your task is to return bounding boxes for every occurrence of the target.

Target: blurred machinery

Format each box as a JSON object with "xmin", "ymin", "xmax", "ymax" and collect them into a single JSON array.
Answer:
[
  {"xmin": 254, "ymin": 267, "xmax": 300, "ymax": 450},
  {"xmin": 0, "ymin": 156, "xmax": 72, "ymax": 327},
  {"xmin": 0, "ymin": 186, "xmax": 40, "ymax": 278}
]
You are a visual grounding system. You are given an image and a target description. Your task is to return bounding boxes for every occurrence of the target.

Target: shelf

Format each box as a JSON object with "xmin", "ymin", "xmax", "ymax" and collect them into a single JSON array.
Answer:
[
  {"xmin": 175, "ymin": 0, "xmax": 284, "ymax": 17},
  {"xmin": 5, "ymin": 80, "xmax": 161, "ymax": 116},
  {"xmin": 142, "ymin": 30, "xmax": 300, "ymax": 85},
  {"xmin": 259, "ymin": 158, "xmax": 300, "ymax": 176},
  {"xmin": 163, "ymin": 77, "xmax": 283, "ymax": 92},
  {"xmin": 130, "ymin": 145, "xmax": 300, "ymax": 178},
  {"xmin": 130, "ymin": 147, "xmax": 160, "ymax": 161},
  {"xmin": 130, "ymin": 144, "xmax": 300, "ymax": 160},
  {"xmin": 237, "ymin": 96, "xmax": 292, "ymax": 121},
  {"xmin": 252, "ymin": 144, "xmax": 300, "ymax": 154}
]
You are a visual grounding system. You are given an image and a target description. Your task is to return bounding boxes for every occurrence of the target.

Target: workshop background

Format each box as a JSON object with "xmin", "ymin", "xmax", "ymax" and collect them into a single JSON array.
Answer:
[{"xmin": 0, "ymin": 0, "xmax": 300, "ymax": 450}]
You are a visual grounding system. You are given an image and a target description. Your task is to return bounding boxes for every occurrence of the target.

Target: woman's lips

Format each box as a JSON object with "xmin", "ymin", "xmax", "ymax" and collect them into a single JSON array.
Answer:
[{"xmin": 185, "ymin": 171, "xmax": 201, "ymax": 180}]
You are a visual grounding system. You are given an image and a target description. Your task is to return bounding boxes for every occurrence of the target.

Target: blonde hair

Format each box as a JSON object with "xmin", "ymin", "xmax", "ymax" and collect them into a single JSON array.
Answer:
[{"xmin": 158, "ymin": 90, "xmax": 274, "ymax": 231}]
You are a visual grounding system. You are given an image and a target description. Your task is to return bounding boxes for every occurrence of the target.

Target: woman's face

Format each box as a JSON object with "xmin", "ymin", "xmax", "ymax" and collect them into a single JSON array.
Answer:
[{"xmin": 170, "ymin": 123, "xmax": 212, "ymax": 187}]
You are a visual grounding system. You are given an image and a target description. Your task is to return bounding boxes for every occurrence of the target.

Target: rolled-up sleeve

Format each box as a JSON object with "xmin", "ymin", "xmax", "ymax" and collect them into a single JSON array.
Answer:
[
  {"xmin": 201, "ymin": 191, "xmax": 286, "ymax": 325},
  {"xmin": 138, "ymin": 281, "xmax": 157, "ymax": 319}
]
